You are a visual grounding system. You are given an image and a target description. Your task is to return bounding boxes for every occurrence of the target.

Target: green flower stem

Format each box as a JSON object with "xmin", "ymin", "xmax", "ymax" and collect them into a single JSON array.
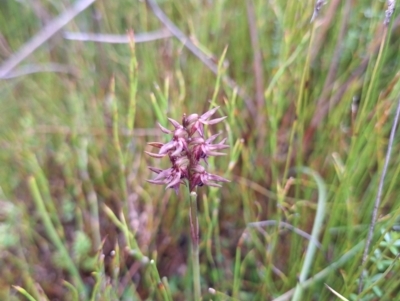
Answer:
[
  {"xmin": 26, "ymin": 153, "xmax": 65, "ymax": 239},
  {"xmin": 28, "ymin": 176, "xmax": 86, "ymax": 298},
  {"xmin": 161, "ymin": 276, "xmax": 174, "ymax": 301},
  {"xmin": 127, "ymin": 29, "xmax": 138, "ymax": 135},
  {"xmin": 109, "ymin": 77, "xmax": 128, "ymax": 200},
  {"xmin": 6, "ymin": 248, "xmax": 43, "ymax": 301},
  {"xmin": 209, "ymin": 287, "xmax": 240, "ymax": 300},
  {"xmin": 232, "ymin": 245, "xmax": 242, "ymax": 299},
  {"xmin": 291, "ymin": 168, "xmax": 327, "ymax": 301},
  {"xmin": 149, "ymin": 260, "xmax": 172, "ymax": 301},
  {"xmin": 63, "ymin": 281, "xmax": 79, "ymax": 301},
  {"xmin": 12, "ymin": 286, "xmax": 37, "ymax": 301},
  {"xmin": 103, "ymin": 204, "xmax": 171, "ymax": 299},
  {"xmin": 356, "ymin": 27, "xmax": 388, "ymax": 135},
  {"xmin": 102, "ymin": 204, "xmax": 140, "ymax": 252},
  {"xmin": 209, "ymin": 46, "xmax": 228, "ymax": 109},
  {"xmin": 189, "ymin": 191, "xmax": 201, "ymax": 301}
]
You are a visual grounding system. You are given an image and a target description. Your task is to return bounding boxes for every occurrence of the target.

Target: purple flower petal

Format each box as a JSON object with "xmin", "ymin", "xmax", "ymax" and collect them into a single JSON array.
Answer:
[
  {"xmin": 147, "ymin": 142, "xmax": 164, "ymax": 148},
  {"xmin": 153, "ymin": 168, "xmax": 174, "ymax": 181},
  {"xmin": 166, "ymin": 171, "xmax": 182, "ymax": 189},
  {"xmin": 159, "ymin": 141, "xmax": 176, "ymax": 155},
  {"xmin": 200, "ymin": 106, "xmax": 219, "ymax": 120},
  {"xmin": 158, "ymin": 123, "xmax": 172, "ymax": 134},
  {"xmin": 189, "ymin": 137, "xmax": 205, "ymax": 145},
  {"xmin": 208, "ymin": 173, "xmax": 230, "ymax": 183},
  {"xmin": 200, "ymin": 116, "xmax": 227, "ymax": 125},
  {"xmin": 168, "ymin": 118, "xmax": 182, "ymax": 129},
  {"xmin": 205, "ymin": 133, "xmax": 222, "ymax": 143},
  {"xmin": 170, "ymin": 143, "xmax": 184, "ymax": 157},
  {"xmin": 147, "ymin": 179, "xmax": 167, "ymax": 185},
  {"xmin": 206, "ymin": 144, "xmax": 229, "ymax": 151},
  {"xmin": 217, "ymin": 138, "xmax": 228, "ymax": 145},
  {"xmin": 145, "ymin": 151, "xmax": 167, "ymax": 158},
  {"xmin": 206, "ymin": 151, "xmax": 226, "ymax": 156},
  {"xmin": 148, "ymin": 166, "xmax": 163, "ymax": 174},
  {"xmin": 191, "ymin": 164, "xmax": 206, "ymax": 173},
  {"xmin": 185, "ymin": 114, "xmax": 199, "ymax": 125}
]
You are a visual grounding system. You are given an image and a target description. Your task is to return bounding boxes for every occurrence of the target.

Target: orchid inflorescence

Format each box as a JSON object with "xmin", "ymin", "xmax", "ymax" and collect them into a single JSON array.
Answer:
[{"xmin": 146, "ymin": 106, "xmax": 229, "ymax": 194}]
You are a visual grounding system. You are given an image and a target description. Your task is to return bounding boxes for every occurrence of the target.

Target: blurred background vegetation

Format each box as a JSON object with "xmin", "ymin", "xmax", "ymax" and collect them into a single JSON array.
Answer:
[{"xmin": 1, "ymin": 0, "xmax": 400, "ymax": 300}]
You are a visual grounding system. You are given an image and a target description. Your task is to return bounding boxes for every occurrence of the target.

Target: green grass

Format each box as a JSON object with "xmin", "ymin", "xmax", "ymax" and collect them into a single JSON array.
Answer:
[{"xmin": 1, "ymin": 0, "xmax": 400, "ymax": 300}]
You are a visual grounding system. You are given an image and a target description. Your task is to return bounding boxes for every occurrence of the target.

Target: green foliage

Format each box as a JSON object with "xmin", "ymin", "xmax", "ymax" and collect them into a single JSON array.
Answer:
[{"xmin": 1, "ymin": 0, "xmax": 400, "ymax": 300}]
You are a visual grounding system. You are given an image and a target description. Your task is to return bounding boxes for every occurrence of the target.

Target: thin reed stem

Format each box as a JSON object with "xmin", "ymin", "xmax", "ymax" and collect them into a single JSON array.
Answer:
[
  {"xmin": 358, "ymin": 97, "xmax": 400, "ymax": 294},
  {"xmin": 28, "ymin": 176, "xmax": 86, "ymax": 297},
  {"xmin": 291, "ymin": 168, "xmax": 327, "ymax": 301},
  {"xmin": 272, "ymin": 241, "xmax": 364, "ymax": 301},
  {"xmin": 356, "ymin": 27, "xmax": 388, "ymax": 134},
  {"xmin": 149, "ymin": 260, "xmax": 172, "ymax": 301},
  {"xmin": 282, "ymin": 23, "xmax": 315, "ymax": 184}
]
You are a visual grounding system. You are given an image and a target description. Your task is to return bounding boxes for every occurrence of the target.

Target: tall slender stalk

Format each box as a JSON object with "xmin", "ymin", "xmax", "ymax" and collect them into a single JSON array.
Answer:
[
  {"xmin": 189, "ymin": 191, "xmax": 201, "ymax": 301},
  {"xmin": 358, "ymin": 97, "xmax": 400, "ymax": 294},
  {"xmin": 291, "ymin": 168, "xmax": 327, "ymax": 301},
  {"xmin": 28, "ymin": 176, "xmax": 86, "ymax": 297}
]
